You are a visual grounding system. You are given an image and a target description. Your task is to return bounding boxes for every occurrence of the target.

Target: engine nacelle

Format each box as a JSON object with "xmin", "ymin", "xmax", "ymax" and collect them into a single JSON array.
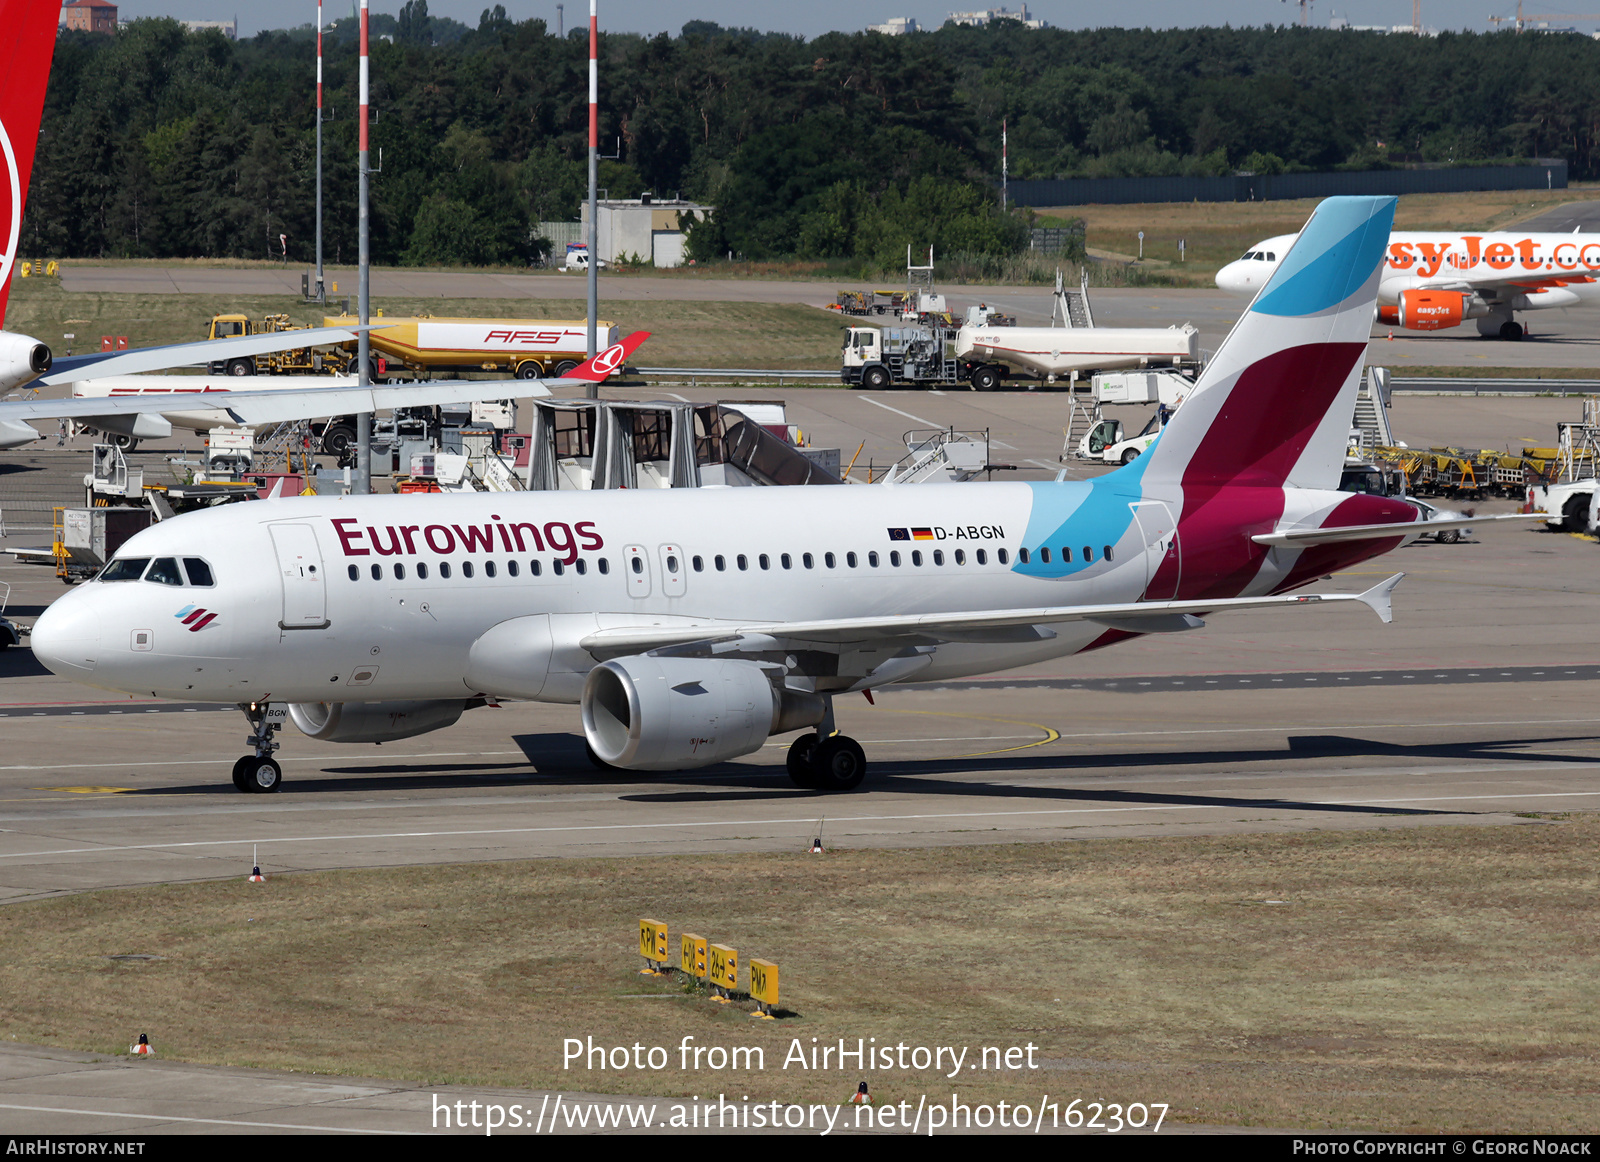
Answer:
[
  {"xmin": 288, "ymin": 699, "xmax": 468, "ymax": 743},
  {"xmin": 582, "ymin": 656, "xmax": 825, "ymax": 771},
  {"xmin": 1396, "ymin": 289, "xmax": 1488, "ymax": 331},
  {"xmin": 0, "ymin": 331, "xmax": 52, "ymax": 392}
]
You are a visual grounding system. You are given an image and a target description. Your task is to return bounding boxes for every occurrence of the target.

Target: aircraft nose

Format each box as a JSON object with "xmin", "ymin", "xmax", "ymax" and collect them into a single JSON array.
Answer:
[
  {"xmin": 1216, "ymin": 262, "xmax": 1250, "ymax": 293},
  {"xmin": 31, "ymin": 593, "xmax": 100, "ymax": 675}
]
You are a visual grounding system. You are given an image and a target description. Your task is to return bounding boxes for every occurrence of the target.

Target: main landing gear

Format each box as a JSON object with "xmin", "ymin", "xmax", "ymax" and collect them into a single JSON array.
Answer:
[
  {"xmin": 785, "ymin": 696, "xmax": 868, "ymax": 792},
  {"xmin": 232, "ymin": 702, "xmax": 283, "ymax": 793}
]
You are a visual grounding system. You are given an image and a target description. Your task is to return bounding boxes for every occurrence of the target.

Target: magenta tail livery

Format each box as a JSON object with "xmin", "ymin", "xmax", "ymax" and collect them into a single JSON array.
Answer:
[{"xmin": 35, "ymin": 197, "xmax": 1513, "ymax": 794}]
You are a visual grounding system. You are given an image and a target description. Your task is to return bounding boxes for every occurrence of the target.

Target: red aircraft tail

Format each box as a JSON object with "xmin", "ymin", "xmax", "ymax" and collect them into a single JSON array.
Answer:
[
  {"xmin": 0, "ymin": 0, "xmax": 64, "ymax": 327},
  {"xmin": 560, "ymin": 331, "xmax": 650, "ymax": 383}
]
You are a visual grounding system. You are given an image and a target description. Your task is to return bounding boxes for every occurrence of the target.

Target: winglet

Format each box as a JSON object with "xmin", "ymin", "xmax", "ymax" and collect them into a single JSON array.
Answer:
[
  {"xmin": 1356, "ymin": 572, "xmax": 1404, "ymax": 624},
  {"xmin": 561, "ymin": 331, "xmax": 651, "ymax": 383}
]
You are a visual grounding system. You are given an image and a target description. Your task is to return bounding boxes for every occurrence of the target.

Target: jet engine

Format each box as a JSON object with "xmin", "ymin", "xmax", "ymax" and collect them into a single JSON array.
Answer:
[
  {"xmin": 582, "ymin": 656, "xmax": 825, "ymax": 771},
  {"xmin": 1396, "ymin": 289, "xmax": 1488, "ymax": 331},
  {"xmin": 0, "ymin": 331, "xmax": 52, "ymax": 392},
  {"xmin": 288, "ymin": 699, "xmax": 468, "ymax": 743}
]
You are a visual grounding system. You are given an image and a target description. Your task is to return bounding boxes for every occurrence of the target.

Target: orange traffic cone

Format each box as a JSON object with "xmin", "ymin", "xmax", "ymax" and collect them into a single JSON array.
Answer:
[
  {"xmin": 130, "ymin": 1033, "xmax": 153, "ymax": 1057},
  {"xmin": 849, "ymin": 1081, "xmax": 872, "ymax": 1104}
]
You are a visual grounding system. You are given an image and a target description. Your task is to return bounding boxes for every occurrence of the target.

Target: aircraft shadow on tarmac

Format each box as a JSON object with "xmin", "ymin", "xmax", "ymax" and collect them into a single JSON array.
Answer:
[
  {"xmin": 117, "ymin": 730, "xmax": 1600, "ymax": 814},
  {"xmin": 0, "ymin": 647, "xmax": 50, "ymax": 678}
]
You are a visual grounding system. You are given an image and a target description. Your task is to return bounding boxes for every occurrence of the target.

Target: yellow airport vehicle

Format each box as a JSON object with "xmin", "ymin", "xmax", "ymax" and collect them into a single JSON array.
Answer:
[{"xmin": 205, "ymin": 314, "xmax": 353, "ymax": 377}]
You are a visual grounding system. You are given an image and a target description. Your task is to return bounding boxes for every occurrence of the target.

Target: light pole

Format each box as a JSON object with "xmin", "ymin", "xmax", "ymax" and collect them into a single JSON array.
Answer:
[
  {"xmin": 354, "ymin": 0, "xmax": 372, "ymax": 493},
  {"xmin": 586, "ymin": 0, "xmax": 599, "ymax": 400}
]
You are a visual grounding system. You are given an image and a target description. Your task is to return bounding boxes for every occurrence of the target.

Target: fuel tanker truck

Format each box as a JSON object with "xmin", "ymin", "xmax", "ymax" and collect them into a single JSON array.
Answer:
[{"xmin": 323, "ymin": 314, "xmax": 620, "ymax": 380}]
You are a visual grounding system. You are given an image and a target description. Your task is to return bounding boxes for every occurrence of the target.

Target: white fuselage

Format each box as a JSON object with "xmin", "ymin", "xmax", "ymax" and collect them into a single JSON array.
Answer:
[
  {"xmin": 1218, "ymin": 231, "xmax": 1600, "ymax": 314},
  {"xmin": 31, "ymin": 478, "xmax": 1380, "ymax": 706}
]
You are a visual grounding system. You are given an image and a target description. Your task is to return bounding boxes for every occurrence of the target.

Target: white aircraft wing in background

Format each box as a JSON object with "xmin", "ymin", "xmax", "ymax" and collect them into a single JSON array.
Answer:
[{"xmin": 33, "ymin": 325, "xmax": 376, "ymax": 386}]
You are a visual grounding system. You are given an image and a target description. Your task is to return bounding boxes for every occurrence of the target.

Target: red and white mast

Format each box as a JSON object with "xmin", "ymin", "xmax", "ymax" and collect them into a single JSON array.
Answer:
[
  {"xmin": 355, "ymin": 0, "xmax": 372, "ymax": 491},
  {"xmin": 585, "ymin": 0, "xmax": 599, "ymax": 398}
]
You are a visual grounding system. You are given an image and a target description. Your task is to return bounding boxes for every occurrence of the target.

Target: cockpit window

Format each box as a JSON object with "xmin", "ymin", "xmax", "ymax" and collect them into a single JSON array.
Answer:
[
  {"xmin": 100, "ymin": 558, "xmax": 150, "ymax": 582},
  {"xmin": 146, "ymin": 557, "xmax": 184, "ymax": 586},
  {"xmin": 1264, "ymin": 251, "xmax": 1275, "ymax": 261},
  {"xmin": 183, "ymin": 558, "xmax": 215, "ymax": 587},
  {"xmin": 1240, "ymin": 251, "xmax": 1257, "ymax": 261}
]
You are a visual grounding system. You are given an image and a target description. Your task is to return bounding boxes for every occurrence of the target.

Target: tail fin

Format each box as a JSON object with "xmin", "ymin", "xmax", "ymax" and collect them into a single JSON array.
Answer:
[
  {"xmin": 1140, "ymin": 196, "xmax": 1394, "ymax": 492},
  {"xmin": 0, "ymin": 0, "xmax": 64, "ymax": 327},
  {"xmin": 560, "ymin": 330, "xmax": 649, "ymax": 383}
]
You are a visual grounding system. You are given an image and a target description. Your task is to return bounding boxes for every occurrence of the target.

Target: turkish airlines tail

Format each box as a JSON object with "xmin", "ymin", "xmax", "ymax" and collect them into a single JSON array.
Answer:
[
  {"xmin": 1141, "ymin": 195, "xmax": 1394, "ymax": 493},
  {"xmin": 559, "ymin": 330, "xmax": 650, "ymax": 383},
  {"xmin": 0, "ymin": 0, "xmax": 64, "ymax": 328}
]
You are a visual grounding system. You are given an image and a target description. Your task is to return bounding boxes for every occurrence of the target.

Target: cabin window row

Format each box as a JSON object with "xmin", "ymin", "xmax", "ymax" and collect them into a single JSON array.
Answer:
[
  {"xmin": 346, "ymin": 557, "xmax": 610, "ymax": 581},
  {"xmin": 343, "ymin": 544, "xmax": 1116, "ymax": 582}
]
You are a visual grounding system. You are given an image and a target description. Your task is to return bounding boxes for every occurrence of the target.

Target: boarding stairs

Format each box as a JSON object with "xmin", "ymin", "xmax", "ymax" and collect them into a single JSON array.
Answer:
[
  {"xmin": 885, "ymin": 428, "xmax": 992, "ymax": 484},
  {"xmin": 1350, "ymin": 367, "xmax": 1395, "ymax": 457},
  {"xmin": 1051, "ymin": 269, "xmax": 1096, "ymax": 329}
]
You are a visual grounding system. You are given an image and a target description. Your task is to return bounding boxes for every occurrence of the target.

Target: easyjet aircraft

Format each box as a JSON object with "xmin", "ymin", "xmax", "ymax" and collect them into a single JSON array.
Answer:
[
  {"xmin": 1217, "ymin": 228, "xmax": 1600, "ymax": 339},
  {"xmin": 30, "ymin": 196, "xmax": 1536, "ymax": 795}
]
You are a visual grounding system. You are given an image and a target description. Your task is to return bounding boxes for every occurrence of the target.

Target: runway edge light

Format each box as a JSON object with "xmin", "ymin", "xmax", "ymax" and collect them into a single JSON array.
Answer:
[
  {"xmin": 750, "ymin": 958, "xmax": 778, "ymax": 1020},
  {"xmin": 708, "ymin": 943, "xmax": 738, "ymax": 1004},
  {"xmin": 639, "ymin": 918, "xmax": 668, "ymax": 975},
  {"xmin": 681, "ymin": 932, "xmax": 707, "ymax": 984}
]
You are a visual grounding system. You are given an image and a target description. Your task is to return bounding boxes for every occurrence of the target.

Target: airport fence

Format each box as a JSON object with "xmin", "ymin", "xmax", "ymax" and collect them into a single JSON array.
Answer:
[{"xmin": 1007, "ymin": 161, "xmax": 1569, "ymax": 207}]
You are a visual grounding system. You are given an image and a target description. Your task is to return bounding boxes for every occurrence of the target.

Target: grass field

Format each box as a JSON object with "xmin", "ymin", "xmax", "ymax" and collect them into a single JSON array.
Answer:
[
  {"xmin": 2, "ymin": 277, "xmax": 846, "ymax": 372},
  {"xmin": 1043, "ymin": 186, "xmax": 1600, "ymax": 287},
  {"xmin": 2, "ymin": 818, "xmax": 1597, "ymax": 1132}
]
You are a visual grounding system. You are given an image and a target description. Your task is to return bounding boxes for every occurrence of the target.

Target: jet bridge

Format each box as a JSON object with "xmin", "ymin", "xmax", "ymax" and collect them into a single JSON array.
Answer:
[{"xmin": 522, "ymin": 399, "xmax": 843, "ymax": 490}]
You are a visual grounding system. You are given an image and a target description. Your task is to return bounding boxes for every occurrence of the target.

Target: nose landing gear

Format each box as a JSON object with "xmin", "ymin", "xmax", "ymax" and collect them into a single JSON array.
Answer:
[{"xmin": 233, "ymin": 703, "xmax": 284, "ymax": 793}]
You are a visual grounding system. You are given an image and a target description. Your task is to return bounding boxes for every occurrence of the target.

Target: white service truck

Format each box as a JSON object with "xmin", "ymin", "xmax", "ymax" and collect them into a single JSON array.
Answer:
[{"xmin": 1074, "ymin": 370, "xmax": 1194, "ymax": 464}]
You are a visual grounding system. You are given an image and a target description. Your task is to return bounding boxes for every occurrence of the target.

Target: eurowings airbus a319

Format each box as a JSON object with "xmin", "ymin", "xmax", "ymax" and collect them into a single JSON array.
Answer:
[
  {"xmin": 1218, "ymin": 227, "xmax": 1600, "ymax": 339},
  {"xmin": 33, "ymin": 196, "xmax": 1519, "ymax": 795}
]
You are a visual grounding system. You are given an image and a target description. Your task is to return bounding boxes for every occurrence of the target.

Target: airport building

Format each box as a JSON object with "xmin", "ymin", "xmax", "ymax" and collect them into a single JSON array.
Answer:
[
  {"xmin": 578, "ymin": 195, "xmax": 714, "ymax": 268},
  {"xmin": 58, "ymin": 0, "xmax": 116, "ymax": 34}
]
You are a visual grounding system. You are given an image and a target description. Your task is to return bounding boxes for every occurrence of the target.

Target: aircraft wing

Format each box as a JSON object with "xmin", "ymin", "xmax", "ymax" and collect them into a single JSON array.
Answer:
[
  {"xmin": 579, "ymin": 574, "xmax": 1405, "ymax": 658},
  {"xmin": 0, "ymin": 330, "xmax": 651, "ymax": 426},
  {"xmin": 0, "ymin": 378, "xmax": 549, "ymax": 425},
  {"xmin": 1418, "ymin": 270, "xmax": 1598, "ymax": 296},
  {"xmin": 36, "ymin": 325, "xmax": 378, "ymax": 385}
]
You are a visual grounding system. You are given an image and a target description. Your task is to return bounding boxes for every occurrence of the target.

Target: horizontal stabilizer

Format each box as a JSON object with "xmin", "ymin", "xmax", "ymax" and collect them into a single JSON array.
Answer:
[{"xmin": 1252, "ymin": 513, "xmax": 1542, "ymax": 547}]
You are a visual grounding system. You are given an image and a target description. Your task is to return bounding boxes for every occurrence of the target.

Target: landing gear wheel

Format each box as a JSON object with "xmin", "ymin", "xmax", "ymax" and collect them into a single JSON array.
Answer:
[
  {"xmin": 231, "ymin": 756, "xmax": 251, "ymax": 792},
  {"xmin": 1120, "ymin": 447, "xmax": 1140, "ymax": 465},
  {"xmin": 862, "ymin": 366, "xmax": 891, "ymax": 390},
  {"xmin": 239, "ymin": 757, "xmax": 281, "ymax": 793},
  {"xmin": 1500, "ymin": 320, "xmax": 1524, "ymax": 341},
  {"xmin": 786, "ymin": 733, "xmax": 821, "ymax": 789},
  {"xmin": 104, "ymin": 433, "xmax": 138, "ymax": 451},
  {"xmin": 971, "ymin": 365, "xmax": 1001, "ymax": 392},
  {"xmin": 321, "ymin": 424, "xmax": 356, "ymax": 457},
  {"xmin": 809, "ymin": 735, "xmax": 867, "ymax": 792},
  {"xmin": 1436, "ymin": 529, "xmax": 1461, "ymax": 544}
]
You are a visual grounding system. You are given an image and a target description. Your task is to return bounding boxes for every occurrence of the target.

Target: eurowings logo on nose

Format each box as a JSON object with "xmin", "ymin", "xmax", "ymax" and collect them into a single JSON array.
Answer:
[{"xmin": 175, "ymin": 605, "xmax": 218, "ymax": 632}]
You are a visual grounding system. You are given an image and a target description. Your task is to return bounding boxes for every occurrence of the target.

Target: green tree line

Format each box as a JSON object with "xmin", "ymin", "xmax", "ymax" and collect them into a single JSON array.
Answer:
[{"xmin": 21, "ymin": 13, "xmax": 1600, "ymax": 266}]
